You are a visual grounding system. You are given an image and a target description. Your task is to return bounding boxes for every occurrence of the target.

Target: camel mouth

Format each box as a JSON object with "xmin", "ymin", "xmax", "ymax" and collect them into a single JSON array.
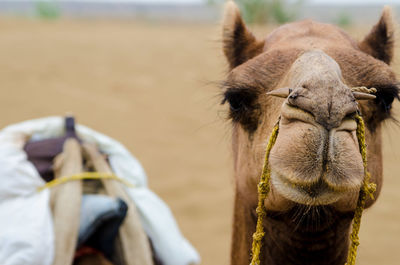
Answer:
[
  {"xmin": 270, "ymin": 170, "xmax": 354, "ymax": 206},
  {"xmin": 268, "ymin": 103, "xmax": 365, "ymax": 206}
]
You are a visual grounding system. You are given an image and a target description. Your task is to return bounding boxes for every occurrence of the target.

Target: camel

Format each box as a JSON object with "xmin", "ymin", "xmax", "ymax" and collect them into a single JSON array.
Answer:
[{"xmin": 221, "ymin": 2, "xmax": 398, "ymax": 265}]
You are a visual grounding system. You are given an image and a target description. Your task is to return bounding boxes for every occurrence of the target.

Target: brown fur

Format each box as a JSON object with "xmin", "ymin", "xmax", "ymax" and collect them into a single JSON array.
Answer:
[
  {"xmin": 221, "ymin": 2, "xmax": 399, "ymax": 264},
  {"xmin": 359, "ymin": 6, "xmax": 395, "ymax": 64},
  {"xmin": 222, "ymin": 1, "xmax": 265, "ymax": 69}
]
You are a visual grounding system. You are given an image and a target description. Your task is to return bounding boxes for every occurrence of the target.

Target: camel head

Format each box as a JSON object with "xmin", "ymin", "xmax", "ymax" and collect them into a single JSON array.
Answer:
[{"xmin": 221, "ymin": 2, "xmax": 399, "ymax": 213}]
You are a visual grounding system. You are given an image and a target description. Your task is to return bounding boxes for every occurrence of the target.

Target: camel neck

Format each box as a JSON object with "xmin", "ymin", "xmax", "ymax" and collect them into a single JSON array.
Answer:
[{"xmin": 260, "ymin": 205, "xmax": 354, "ymax": 265}]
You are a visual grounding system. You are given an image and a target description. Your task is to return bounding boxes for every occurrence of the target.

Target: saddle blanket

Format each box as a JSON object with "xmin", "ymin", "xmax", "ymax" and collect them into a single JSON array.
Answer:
[{"xmin": 0, "ymin": 116, "xmax": 200, "ymax": 265}]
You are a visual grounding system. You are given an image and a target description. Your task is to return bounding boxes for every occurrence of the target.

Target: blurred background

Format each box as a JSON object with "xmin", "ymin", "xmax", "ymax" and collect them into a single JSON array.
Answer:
[{"xmin": 0, "ymin": 0, "xmax": 399, "ymax": 264}]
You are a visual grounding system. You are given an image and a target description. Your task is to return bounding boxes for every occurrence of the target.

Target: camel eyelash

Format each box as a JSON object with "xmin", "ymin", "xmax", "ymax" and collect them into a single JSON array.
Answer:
[
  {"xmin": 221, "ymin": 83, "xmax": 260, "ymax": 111},
  {"xmin": 221, "ymin": 84, "xmax": 262, "ymax": 132},
  {"xmin": 222, "ymin": 89, "xmax": 256, "ymax": 110},
  {"xmin": 373, "ymin": 84, "xmax": 400, "ymax": 113}
]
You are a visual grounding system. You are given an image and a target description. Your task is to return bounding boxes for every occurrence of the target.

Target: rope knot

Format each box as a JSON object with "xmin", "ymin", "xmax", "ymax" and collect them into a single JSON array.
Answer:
[
  {"xmin": 253, "ymin": 231, "xmax": 265, "ymax": 241},
  {"xmin": 258, "ymin": 181, "xmax": 269, "ymax": 194},
  {"xmin": 366, "ymin": 182, "xmax": 377, "ymax": 200}
]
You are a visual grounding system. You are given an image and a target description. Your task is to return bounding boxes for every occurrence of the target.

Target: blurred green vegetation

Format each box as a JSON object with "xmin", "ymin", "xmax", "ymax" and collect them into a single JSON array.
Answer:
[
  {"xmin": 35, "ymin": 0, "xmax": 61, "ymax": 19},
  {"xmin": 336, "ymin": 11, "xmax": 352, "ymax": 27},
  {"xmin": 207, "ymin": 0, "xmax": 305, "ymax": 24}
]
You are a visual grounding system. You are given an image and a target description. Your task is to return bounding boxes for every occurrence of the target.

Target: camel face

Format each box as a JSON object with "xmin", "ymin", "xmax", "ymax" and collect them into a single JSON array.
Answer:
[
  {"xmin": 222, "ymin": 3, "xmax": 398, "ymax": 212},
  {"xmin": 269, "ymin": 50, "xmax": 364, "ymax": 207}
]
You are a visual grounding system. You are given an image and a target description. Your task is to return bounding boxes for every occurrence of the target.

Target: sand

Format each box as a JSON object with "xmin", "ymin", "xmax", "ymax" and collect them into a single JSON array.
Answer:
[{"xmin": 0, "ymin": 18, "xmax": 399, "ymax": 264}]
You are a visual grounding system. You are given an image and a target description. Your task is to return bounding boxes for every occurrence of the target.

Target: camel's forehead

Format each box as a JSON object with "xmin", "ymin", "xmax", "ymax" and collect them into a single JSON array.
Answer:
[
  {"xmin": 231, "ymin": 47, "xmax": 394, "ymax": 89},
  {"xmin": 264, "ymin": 20, "xmax": 357, "ymax": 51},
  {"xmin": 229, "ymin": 21, "xmax": 395, "ymax": 89}
]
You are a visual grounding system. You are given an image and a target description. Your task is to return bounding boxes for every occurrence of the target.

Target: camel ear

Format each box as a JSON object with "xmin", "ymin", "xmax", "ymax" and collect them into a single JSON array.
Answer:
[
  {"xmin": 359, "ymin": 6, "xmax": 395, "ymax": 64},
  {"xmin": 222, "ymin": 1, "xmax": 265, "ymax": 69}
]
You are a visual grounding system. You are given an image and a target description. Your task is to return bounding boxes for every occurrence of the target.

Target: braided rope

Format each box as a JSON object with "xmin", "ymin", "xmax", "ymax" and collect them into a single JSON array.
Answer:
[
  {"xmin": 345, "ymin": 115, "xmax": 376, "ymax": 265},
  {"xmin": 250, "ymin": 121, "xmax": 279, "ymax": 265},
  {"xmin": 249, "ymin": 115, "xmax": 375, "ymax": 265},
  {"xmin": 351, "ymin": 86, "xmax": 377, "ymax": 94}
]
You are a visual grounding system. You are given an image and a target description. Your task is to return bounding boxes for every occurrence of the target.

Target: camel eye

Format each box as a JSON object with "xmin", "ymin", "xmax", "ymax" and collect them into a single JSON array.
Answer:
[
  {"xmin": 222, "ymin": 89, "xmax": 256, "ymax": 119},
  {"xmin": 374, "ymin": 84, "xmax": 399, "ymax": 113},
  {"xmin": 222, "ymin": 88, "xmax": 261, "ymax": 132},
  {"xmin": 224, "ymin": 91, "xmax": 243, "ymax": 112}
]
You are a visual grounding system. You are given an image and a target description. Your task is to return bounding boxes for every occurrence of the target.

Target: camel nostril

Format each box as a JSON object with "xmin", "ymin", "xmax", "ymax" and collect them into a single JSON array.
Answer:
[
  {"xmin": 288, "ymin": 92, "xmax": 299, "ymax": 106},
  {"xmin": 289, "ymin": 92, "xmax": 298, "ymax": 100}
]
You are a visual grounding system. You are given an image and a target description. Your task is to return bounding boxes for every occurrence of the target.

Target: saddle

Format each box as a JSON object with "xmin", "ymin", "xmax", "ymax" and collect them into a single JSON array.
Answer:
[{"xmin": 24, "ymin": 117, "xmax": 161, "ymax": 265}]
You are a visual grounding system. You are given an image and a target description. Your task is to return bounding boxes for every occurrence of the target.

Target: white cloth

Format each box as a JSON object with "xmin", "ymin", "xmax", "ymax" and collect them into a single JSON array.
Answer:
[{"xmin": 0, "ymin": 116, "xmax": 200, "ymax": 265}]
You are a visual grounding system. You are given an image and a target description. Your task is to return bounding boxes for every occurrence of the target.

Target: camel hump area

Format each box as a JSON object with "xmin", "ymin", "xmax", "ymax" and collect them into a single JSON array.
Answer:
[{"xmin": 0, "ymin": 116, "xmax": 200, "ymax": 265}]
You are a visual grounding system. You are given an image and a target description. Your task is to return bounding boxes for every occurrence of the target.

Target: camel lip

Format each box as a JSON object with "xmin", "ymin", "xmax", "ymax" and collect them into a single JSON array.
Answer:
[
  {"xmin": 281, "ymin": 103, "xmax": 318, "ymax": 127},
  {"xmin": 280, "ymin": 103, "xmax": 358, "ymax": 133},
  {"xmin": 270, "ymin": 170, "xmax": 350, "ymax": 206}
]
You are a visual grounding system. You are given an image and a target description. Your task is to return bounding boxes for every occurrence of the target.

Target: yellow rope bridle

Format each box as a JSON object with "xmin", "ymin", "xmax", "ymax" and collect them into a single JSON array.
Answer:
[
  {"xmin": 249, "ymin": 115, "xmax": 376, "ymax": 265},
  {"xmin": 37, "ymin": 172, "xmax": 135, "ymax": 192},
  {"xmin": 250, "ymin": 121, "xmax": 279, "ymax": 265},
  {"xmin": 346, "ymin": 115, "xmax": 376, "ymax": 265}
]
